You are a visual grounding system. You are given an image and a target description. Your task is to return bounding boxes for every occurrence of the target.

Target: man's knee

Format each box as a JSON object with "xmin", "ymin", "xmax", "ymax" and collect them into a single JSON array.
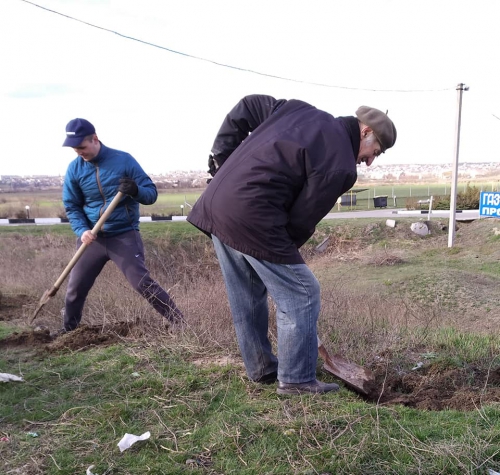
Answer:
[{"xmin": 135, "ymin": 277, "xmax": 161, "ymax": 296}]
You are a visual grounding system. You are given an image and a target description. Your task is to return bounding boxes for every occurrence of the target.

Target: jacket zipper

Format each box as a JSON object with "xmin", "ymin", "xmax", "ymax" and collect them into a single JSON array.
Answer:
[{"xmin": 95, "ymin": 165, "xmax": 107, "ymax": 232}]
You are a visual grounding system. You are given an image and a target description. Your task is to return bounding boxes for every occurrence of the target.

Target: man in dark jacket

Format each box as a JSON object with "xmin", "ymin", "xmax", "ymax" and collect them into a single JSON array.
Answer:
[
  {"xmin": 59, "ymin": 118, "xmax": 183, "ymax": 334},
  {"xmin": 188, "ymin": 95, "xmax": 396, "ymax": 395}
]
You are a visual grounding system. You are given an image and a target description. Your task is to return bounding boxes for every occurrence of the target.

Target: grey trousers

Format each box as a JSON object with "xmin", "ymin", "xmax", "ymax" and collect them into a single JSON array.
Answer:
[{"xmin": 64, "ymin": 230, "xmax": 183, "ymax": 330}]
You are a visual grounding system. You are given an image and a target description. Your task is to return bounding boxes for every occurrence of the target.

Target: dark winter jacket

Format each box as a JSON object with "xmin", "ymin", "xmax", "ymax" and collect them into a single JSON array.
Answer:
[
  {"xmin": 63, "ymin": 142, "xmax": 157, "ymax": 238},
  {"xmin": 187, "ymin": 95, "xmax": 359, "ymax": 264}
]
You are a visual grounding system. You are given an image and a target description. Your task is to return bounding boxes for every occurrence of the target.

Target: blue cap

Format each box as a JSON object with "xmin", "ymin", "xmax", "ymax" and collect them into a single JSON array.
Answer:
[{"xmin": 63, "ymin": 118, "xmax": 96, "ymax": 147}]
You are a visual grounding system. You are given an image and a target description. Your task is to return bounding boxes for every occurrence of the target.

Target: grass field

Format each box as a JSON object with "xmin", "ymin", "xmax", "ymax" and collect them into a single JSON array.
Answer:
[
  {"xmin": 1, "ymin": 217, "xmax": 500, "ymax": 474},
  {"xmin": 0, "ymin": 180, "xmax": 495, "ymax": 219},
  {"xmin": 0, "ymin": 189, "xmax": 203, "ymax": 219}
]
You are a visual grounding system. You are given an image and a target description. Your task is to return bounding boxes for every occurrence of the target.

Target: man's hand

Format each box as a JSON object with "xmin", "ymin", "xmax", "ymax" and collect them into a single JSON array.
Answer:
[
  {"xmin": 118, "ymin": 178, "xmax": 138, "ymax": 197},
  {"xmin": 206, "ymin": 154, "xmax": 227, "ymax": 184},
  {"xmin": 81, "ymin": 230, "xmax": 96, "ymax": 245}
]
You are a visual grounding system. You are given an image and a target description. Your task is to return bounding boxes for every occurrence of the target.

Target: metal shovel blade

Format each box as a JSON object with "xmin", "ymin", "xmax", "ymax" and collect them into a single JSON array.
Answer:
[
  {"xmin": 318, "ymin": 338, "xmax": 377, "ymax": 397},
  {"xmin": 30, "ymin": 289, "xmax": 54, "ymax": 324}
]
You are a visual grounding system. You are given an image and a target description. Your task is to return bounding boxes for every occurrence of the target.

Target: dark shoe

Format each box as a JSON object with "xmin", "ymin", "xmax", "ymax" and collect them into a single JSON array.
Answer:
[
  {"xmin": 50, "ymin": 328, "xmax": 68, "ymax": 339},
  {"xmin": 277, "ymin": 379, "xmax": 340, "ymax": 395},
  {"xmin": 255, "ymin": 371, "xmax": 278, "ymax": 385},
  {"xmin": 166, "ymin": 318, "xmax": 188, "ymax": 335}
]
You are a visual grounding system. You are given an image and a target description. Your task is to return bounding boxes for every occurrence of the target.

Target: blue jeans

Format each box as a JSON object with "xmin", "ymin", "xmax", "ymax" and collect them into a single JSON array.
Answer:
[{"xmin": 212, "ymin": 236, "xmax": 320, "ymax": 383}]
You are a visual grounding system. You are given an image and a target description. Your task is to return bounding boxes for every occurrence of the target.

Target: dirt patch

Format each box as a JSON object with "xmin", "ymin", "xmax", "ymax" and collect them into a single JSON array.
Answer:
[
  {"xmin": 0, "ymin": 321, "xmax": 141, "ymax": 353},
  {"xmin": 0, "ymin": 327, "xmax": 53, "ymax": 347},
  {"xmin": 0, "ymin": 294, "xmax": 29, "ymax": 322},
  {"xmin": 362, "ymin": 365, "xmax": 500, "ymax": 410}
]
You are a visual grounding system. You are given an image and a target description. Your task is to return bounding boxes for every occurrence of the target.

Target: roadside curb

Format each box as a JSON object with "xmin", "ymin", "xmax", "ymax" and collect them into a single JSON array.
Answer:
[
  {"xmin": 392, "ymin": 210, "xmax": 479, "ymax": 216},
  {"xmin": 0, "ymin": 216, "xmax": 188, "ymax": 226},
  {"xmin": 392, "ymin": 210, "xmax": 462, "ymax": 215}
]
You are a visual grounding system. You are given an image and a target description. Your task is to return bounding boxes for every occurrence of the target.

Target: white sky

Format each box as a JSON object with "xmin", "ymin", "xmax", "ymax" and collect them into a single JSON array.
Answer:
[{"xmin": 1, "ymin": 0, "xmax": 499, "ymax": 176}]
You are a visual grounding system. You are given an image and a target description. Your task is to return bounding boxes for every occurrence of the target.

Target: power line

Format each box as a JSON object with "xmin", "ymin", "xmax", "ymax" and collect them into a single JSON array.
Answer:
[{"xmin": 20, "ymin": 0, "xmax": 453, "ymax": 93}]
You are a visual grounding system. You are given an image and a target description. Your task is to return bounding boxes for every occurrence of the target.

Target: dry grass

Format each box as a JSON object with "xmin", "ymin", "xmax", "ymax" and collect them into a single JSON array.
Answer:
[
  {"xmin": 0, "ymin": 231, "xmax": 240, "ymax": 356},
  {"xmin": 1, "ymin": 219, "xmax": 500, "ymax": 370}
]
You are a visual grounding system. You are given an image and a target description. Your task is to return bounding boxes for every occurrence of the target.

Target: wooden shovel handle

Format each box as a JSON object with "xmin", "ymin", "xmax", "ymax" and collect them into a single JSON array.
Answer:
[{"xmin": 51, "ymin": 191, "xmax": 124, "ymax": 290}]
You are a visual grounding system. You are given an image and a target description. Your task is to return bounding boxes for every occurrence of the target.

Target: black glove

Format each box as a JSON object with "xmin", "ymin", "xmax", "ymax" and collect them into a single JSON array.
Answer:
[
  {"xmin": 118, "ymin": 177, "xmax": 138, "ymax": 197},
  {"xmin": 207, "ymin": 154, "xmax": 217, "ymax": 177}
]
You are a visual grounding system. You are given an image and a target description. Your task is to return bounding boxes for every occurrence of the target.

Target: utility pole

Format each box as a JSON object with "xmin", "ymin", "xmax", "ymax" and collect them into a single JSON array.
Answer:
[{"xmin": 448, "ymin": 83, "xmax": 469, "ymax": 248}]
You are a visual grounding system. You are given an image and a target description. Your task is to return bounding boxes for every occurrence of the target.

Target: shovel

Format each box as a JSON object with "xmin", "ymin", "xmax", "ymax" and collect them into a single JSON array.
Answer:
[
  {"xmin": 30, "ymin": 192, "xmax": 125, "ymax": 323},
  {"xmin": 318, "ymin": 337, "xmax": 376, "ymax": 397}
]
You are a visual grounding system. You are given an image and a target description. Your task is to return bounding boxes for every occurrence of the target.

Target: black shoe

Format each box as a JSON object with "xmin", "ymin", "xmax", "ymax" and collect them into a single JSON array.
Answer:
[
  {"xmin": 277, "ymin": 379, "xmax": 340, "ymax": 395},
  {"xmin": 255, "ymin": 371, "xmax": 278, "ymax": 385}
]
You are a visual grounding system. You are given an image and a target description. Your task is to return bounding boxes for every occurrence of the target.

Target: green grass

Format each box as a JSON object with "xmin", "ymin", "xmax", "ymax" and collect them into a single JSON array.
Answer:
[
  {"xmin": 0, "ymin": 324, "xmax": 18, "ymax": 339},
  {"xmin": 430, "ymin": 328, "xmax": 500, "ymax": 361},
  {"xmin": 2, "ymin": 341, "xmax": 500, "ymax": 474},
  {"xmin": 0, "ymin": 224, "xmax": 74, "ymax": 236},
  {"xmin": 0, "ymin": 189, "xmax": 204, "ymax": 219},
  {"xmin": 140, "ymin": 221, "xmax": 201, "ymax": 241},
  {"xmin": 0, "ymin": 221, "xmax": 200, "ymax": 240}
]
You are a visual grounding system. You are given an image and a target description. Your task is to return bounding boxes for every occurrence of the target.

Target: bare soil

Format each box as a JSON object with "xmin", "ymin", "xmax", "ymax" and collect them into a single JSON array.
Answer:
[
  {"xmin": 2, "ymin": 294, "xmax": 499, "ymax": 411},
  {"xmin": 0, "ymin": 295, "xmax": 141, "ymax": 352}
]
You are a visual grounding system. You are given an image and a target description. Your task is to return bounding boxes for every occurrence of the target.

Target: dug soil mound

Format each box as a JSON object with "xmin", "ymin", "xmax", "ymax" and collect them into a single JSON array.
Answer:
[
  {"xmin": 0, "ymin": 321, "xmax": 141, "ymax": 352},
  {"xmin": 46, "ymin": 321, "xmax": 141, "ymax": 352}
]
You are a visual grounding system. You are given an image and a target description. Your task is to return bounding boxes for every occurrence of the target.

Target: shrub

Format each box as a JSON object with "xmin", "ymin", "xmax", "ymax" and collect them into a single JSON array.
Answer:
[
  {"xmin": 405, "ymin": 197, "xmax": 418, "ymax": 210},
  {"xmin": 458, "ymin": 183, "xmax": 480, "ymax": 209},
  {"xmin": 14, "ymin": 208, "xmax": 28, "ymax": 219},
  {"xmin": 433, "ymin": 184, "xmax": 480, "ymax": 210}
]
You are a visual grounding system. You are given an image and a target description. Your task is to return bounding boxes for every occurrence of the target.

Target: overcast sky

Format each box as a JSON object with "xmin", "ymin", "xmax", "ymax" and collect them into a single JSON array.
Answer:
[{"xmin": 1, "ymin": 0, "xmax": 499, "ymax": 176}]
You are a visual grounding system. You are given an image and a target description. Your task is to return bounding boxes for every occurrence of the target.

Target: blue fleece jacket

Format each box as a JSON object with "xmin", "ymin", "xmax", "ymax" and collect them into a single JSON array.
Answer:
[{"xmin": 63, "ymin": 142, "xmax": 157, "ymax": 238}]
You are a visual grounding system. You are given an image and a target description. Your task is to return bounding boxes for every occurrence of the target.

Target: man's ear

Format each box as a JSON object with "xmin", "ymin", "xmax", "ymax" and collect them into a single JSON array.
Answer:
[{"xmin": 361, "ymin": 126, "xmax": 373, "ymax": 138}]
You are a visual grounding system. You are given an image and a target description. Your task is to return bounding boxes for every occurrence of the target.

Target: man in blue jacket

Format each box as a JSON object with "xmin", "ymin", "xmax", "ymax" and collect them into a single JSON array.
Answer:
[
  {"xmin": 188, "ymin": 95, "xmax": 396, "ymax": 395},
  {"xmin": 59, "ymin": 118, "xmax": 183, "ymax": 333}
]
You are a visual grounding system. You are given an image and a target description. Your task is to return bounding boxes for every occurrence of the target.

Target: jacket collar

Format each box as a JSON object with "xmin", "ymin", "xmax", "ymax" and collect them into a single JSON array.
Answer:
[
  {"xmin": 338, "ymin": 117, "xmax": 360, "ymax": 160},
  {"xmin": 90, "ymin": 141, "xmax": 107, "ymax": 163}
]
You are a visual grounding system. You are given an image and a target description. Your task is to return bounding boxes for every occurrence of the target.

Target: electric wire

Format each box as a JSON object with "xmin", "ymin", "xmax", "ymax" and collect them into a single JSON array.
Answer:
[{"xmin": 19, "ymin": 0, "xmax": 453, "ymax": 93}]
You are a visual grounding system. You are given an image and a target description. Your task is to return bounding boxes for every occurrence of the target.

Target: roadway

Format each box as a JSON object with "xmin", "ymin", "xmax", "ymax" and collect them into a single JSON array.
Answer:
[
  {"xmin": 0, "ymin": 209, "xmax": 481, "ymax": 226},
  {"xmin": 324, "ymin": 209, "xmax": 479, "ymax": 221}
]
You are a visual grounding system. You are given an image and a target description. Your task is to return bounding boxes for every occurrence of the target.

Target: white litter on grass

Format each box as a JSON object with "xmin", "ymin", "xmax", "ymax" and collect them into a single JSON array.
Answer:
[
  {"xmin": 0, "ymin": 373, "xmax": 24, "ymax": 382},
  {"xmin": 117, "ymin": 431, "xmax": 151, "ymax": 452},
  {"xmin": 412, "ymin": 362, "xmax": 424, "ymax": 371},
  {"xmin": 86, "ymin": 465, "xmax": 98, "ymax": 475},
  {"xmin": 488, "ymin": 470, "xmax": 500, "ymax": 475}
]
